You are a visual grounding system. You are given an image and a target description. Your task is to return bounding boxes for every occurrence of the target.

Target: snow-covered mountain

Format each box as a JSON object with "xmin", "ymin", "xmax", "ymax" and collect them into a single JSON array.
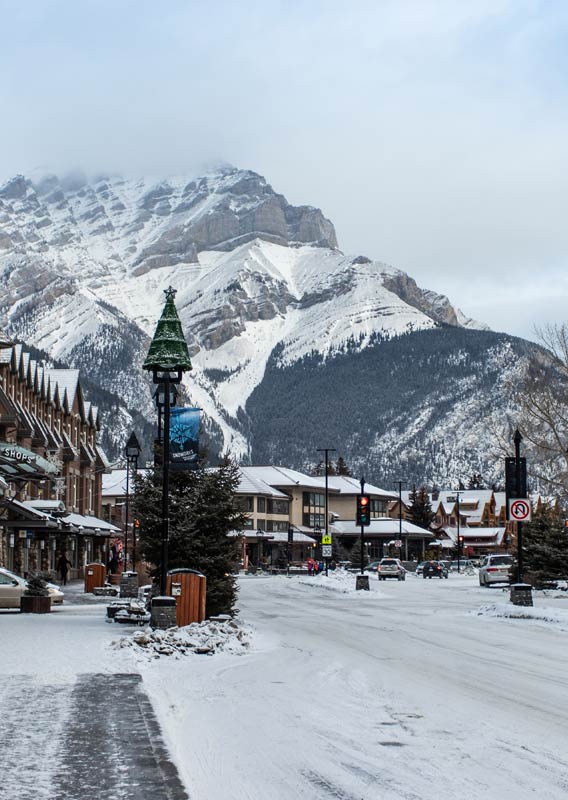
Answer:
[{"xmin": 0, "ymin": 165, "xmax": 518, "ymax": 484}]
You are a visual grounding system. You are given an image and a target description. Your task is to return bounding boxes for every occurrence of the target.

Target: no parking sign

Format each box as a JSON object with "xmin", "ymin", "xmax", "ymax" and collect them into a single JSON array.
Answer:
[{"xmin": 509, "ymin": 499, "xmax": 531, "ymax": 522}]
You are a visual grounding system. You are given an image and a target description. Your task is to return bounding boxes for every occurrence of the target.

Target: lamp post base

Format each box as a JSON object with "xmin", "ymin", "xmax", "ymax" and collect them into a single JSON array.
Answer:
[{"xmin": 355, "ymin": 575, "xmax": 370, "ymax": 591}]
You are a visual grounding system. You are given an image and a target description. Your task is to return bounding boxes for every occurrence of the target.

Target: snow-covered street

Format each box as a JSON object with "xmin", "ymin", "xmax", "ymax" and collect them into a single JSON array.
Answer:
[{"xmin": 2, "ymin": 573, "xmax": 568, "ymax": 799}]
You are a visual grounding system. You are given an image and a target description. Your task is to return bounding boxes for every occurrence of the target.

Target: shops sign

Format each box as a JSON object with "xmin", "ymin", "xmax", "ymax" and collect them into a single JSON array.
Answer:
[{"xmin": 0, "ymin": 446, "xmax": 34, "ymax": 465}]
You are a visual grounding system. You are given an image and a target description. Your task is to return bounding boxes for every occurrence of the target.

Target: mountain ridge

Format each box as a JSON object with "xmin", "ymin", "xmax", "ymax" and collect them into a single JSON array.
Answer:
[{"xmin": 0, "ymin": 166, "xmax": 508, "ymax": 480}]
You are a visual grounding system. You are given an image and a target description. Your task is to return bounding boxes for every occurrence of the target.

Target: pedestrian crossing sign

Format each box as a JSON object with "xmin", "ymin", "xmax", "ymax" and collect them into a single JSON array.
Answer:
[{"xmin": 321, "ymin": 534, "xmax": 332, "ymax": 545}]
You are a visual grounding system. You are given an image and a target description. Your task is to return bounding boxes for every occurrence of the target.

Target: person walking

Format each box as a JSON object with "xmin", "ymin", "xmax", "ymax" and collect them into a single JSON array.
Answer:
[{"xmin": 57, "ymin": 553, "xmax": 72, "ymax": 585}]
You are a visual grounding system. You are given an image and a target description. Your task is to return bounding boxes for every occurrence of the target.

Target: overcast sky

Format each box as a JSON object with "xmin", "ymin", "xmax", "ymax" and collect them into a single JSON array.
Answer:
[{"xmin": 1, "ymin": 0, "xmax": 567, "ymax": 341}]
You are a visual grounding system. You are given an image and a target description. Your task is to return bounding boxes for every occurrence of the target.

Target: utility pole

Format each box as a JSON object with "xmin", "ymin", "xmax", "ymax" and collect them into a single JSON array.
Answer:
[
  {"xmin": 398, "ymin": 480, "xmax": 407, "ymax": 560},
  {"xmin": 316, "ymin": 447, "xmax": 336, "ymax": 577},
  {"xmin": 360, "ymin": 476, "xmax": 365, "ymax": 574},
  {"xmin": 456, "ymin": 489, "xmax": 462, "ymax": 572}
]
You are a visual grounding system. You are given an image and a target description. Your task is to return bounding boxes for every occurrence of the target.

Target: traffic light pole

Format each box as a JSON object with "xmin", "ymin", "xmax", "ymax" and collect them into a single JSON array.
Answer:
[{"xmin": 317, "ymin": 447, "xmax": 336, "ymax": 577}]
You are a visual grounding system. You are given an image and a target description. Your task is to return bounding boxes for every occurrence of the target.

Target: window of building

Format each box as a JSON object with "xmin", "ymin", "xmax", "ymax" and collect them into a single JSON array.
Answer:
[
  {"xmin": 242, "ymin": 518, "xmax": 254, "ymax": 529},
  {"xmin": 266, "ymin": 520, "xmax": 288, "ymax": 532},
  {"xmin": 257, "ymin": 497, "xmax": 266, "ymax": 513},
  {"xmin": 370, "ymin": 499, "xmax": 387, "ymax": 517},
  {"xmin": 302, "ymin": 491, "xmax": 325, "ymax": 528},
  {"xmin": 267, "ymin": 498, "xmax": 289, "ymax": 515},
  {"xmin": 255, "ymin": 519, "xmax": 266, "ymax": 530},
  {"xmin": 235, "ymin": 496, "xmax": 254, "ymax": 512}
]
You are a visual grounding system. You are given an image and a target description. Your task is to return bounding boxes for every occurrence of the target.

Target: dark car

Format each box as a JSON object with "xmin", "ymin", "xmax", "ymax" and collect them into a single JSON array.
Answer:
[{"xmin": 422, "ymin": 560, "xmax": 449, "ymax": 579}]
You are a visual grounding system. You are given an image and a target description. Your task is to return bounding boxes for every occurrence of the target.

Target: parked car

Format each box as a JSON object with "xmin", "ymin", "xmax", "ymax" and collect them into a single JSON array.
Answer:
[
  {"xmin": 422, "ymin": 560, "xmax": 449, "ymax": 579},
  {"xmin": 364, "ymin": 560, "xmax": 382, "ymax": 572},
  {"xmin": 378, "ymin": 558, "xmax": 406, "ymax": 581},
  {"xmin": 450, "ymin": 559, "xmax": 476, "ymax": 573},
  {"xmin": 478, "ymin": 554, "xmax": 514, "ymax": 586},
  {"xmin": 0, "ymin": 569, "xmax": 22, "ymax": 608},
  {"xmin": 0, "ymin": 567, "xmax": 64, "ymax": 606}
]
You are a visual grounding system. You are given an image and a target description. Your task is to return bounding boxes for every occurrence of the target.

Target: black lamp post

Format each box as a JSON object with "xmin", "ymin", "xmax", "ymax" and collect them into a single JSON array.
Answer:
[
  {"xmin": 124, "ymin": 432, "xmax": 140, "ymax": 572},
  {"xmin": 257, "ymin": 528, "xmax": 265, "ymax": 568},
  {"xmin": 143, "ymin": 287, "xmax": 192, "ymax": 596}
]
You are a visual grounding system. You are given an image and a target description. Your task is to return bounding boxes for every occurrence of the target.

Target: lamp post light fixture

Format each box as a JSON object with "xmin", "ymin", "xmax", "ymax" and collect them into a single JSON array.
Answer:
[
  {"xmin": 143, "ymin": 286, "xmax": 192, "ymax": 597},
  {"xmin": 124, "ymin": 432, "xmax": 141, "ymax": 572}
]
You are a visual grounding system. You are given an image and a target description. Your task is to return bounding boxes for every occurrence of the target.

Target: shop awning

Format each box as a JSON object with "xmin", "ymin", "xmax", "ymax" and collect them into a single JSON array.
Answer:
[{"xmin": 0, "ymin": 441, "xmax": 60, "ymax": 480}]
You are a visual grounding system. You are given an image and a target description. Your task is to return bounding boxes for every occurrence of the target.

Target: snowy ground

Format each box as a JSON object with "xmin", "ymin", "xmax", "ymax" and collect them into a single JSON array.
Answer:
[{"xmin": 2, "ymin": 573, "xmax": 568, "ymax": 799}]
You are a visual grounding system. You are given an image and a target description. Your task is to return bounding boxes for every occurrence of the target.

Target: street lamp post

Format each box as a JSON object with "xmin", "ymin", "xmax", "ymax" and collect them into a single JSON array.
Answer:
[
  {"xmin": 257, "ymin": 528, "xmax": 265, "ymax": 569},
  {"xmin": 143, "ymin": 287, "xmax": 192, "ymax": 598},
  {"xmin": 125, "ymin": 432, "xmax": 141, "ymax": 572}
]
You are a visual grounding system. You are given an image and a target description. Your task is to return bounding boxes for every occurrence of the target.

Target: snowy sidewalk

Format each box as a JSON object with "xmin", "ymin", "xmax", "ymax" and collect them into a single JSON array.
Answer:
[{"xmin": 0, "ymin": 672, "xmax": 188, "ymax": 800}]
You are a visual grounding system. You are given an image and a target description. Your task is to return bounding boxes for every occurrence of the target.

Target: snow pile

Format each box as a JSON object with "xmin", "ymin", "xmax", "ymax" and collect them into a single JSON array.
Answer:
[
  {"xmin": 113, "ymin": 617, "xmax": 252, "ymax": 659},
  {"xmin": 298, "ymin": 568, "xmax": 383, "ymax": 595},
  {"xmin": 474, "ymin": 603, "xmax": 568, "ymax": 630}
]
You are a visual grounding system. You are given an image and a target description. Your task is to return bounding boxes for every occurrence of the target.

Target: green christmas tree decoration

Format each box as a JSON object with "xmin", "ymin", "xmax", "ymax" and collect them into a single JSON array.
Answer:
[{"xmin": 143, "ymin": 286, "xmax": 192, "ymax": 373}]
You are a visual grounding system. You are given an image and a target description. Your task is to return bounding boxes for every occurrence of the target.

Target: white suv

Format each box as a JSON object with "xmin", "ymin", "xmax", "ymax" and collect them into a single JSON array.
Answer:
[
  {"xmin": 377, "ymin": 558, "xmax": 406, "ymax": 581},
  {"xmin": 478, "ymin": 554, "xmax": 514, "ymax": 586}
]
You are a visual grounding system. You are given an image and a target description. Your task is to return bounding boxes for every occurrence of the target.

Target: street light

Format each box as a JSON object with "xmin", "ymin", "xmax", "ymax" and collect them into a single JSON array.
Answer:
[
  {"xmin": 124, "ymin": 432, "xmax": 140, "ymax": 572},
  {"xmin": 143, "ymin": 287, "xmax": 192, "ymax": 596}
]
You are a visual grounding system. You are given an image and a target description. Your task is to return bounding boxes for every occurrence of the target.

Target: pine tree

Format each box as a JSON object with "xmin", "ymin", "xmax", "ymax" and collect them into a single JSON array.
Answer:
[
  {"xmin": 335, "ymin": 456, "xmax": 352, "ymax": 476},
  {"xmin": 134, "ymin": 458, "xmax": 247, "ymax": 617},
  {"xmin": 349, "ymin": 536, "xmax": 368, "ymax": 569},
  {"xmin": 408, "ymin": 485, "xmax": 435, "ymax": 530},
  {"xmin": 468, "ymin": 472, "xmax": 485, "ymax": 489},
  {"xmin": 24, "ymin": 572, "xmax": 50, "ymax": 596},
  {"xmin": 311, "ymin": 460, "xmax": 324, "ymax": 476},
  {"xmin": 522, "ymin": 503, "xmax": 568, "ymax": 586}
]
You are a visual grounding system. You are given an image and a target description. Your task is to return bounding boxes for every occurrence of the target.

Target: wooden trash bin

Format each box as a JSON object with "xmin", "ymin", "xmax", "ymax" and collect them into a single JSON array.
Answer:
[
  {"xmin": 84, "ymin": 563, "xmax": 106, "ymax": 593},
  {"xmin": 166, "ymin": 569, "xmax": 206, "ymax": 626}
]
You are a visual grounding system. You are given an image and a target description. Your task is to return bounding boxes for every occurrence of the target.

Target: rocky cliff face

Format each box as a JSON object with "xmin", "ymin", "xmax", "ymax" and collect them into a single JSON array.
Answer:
[{"xmin": 0, "ymin": 165, "xmax": 492, "ymax": 473}]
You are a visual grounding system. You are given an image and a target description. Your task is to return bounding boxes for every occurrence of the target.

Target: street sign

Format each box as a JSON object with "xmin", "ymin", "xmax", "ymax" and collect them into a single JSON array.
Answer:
[
  {"xmin": 322, "ymin": 544, "xmax": 332, "ymax": 557},
  {"xmin": 505, "ymin": 457, "xmax": 527, "ymax": 518},
  {"xmin": 509, "ymin": 498, "xmax": 531, "ymax": 522},
  {"xmin": 321, "ymin": 534, "xmax": 332, "ymax": 545}
]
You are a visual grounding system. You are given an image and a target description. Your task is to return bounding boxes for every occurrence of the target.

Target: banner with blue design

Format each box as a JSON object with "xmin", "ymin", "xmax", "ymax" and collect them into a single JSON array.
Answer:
[{"xmin": 170, "ymin": 407, "xmax": 200, "ymax": 470}]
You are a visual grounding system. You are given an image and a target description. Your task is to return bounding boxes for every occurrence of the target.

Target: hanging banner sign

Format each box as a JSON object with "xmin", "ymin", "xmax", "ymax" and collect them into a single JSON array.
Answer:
[{"xmin": 170, "ymin": 407, "xmax": 200, "ymax": 470}]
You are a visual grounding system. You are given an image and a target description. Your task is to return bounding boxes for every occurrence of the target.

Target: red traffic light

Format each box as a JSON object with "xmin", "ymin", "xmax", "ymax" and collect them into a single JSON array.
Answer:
[{"xmin": 357, "ymin": 494, "xmax": 371, "ymax": 526}]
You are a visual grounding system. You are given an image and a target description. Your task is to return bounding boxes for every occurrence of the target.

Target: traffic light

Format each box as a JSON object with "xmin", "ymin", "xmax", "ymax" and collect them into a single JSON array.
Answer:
[{"xmin": 356, "ymin": 494, "xmax": 371, "ymax": 526}]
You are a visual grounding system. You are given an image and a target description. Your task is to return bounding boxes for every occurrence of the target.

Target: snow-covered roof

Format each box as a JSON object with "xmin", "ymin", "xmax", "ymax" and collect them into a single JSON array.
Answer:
[
  {"xmin": 241, "ymin": 466, "xmax": 339, "ymax": 491},
  {"xmin": 442, "ymin": 527, "xmax": 506, "ymax": 544},
  {"xmin": 61, "ymin": 512, "xmax": 120, "ymax": 533},
  {"xmin": 44, "ymin": 369, "xmax": 80, "ymax": 409},
  {"xmin": 311, "ymin": 475, "xmax": 396, "ymax": 498},
  {"xmin": 23, "ymin": 499, "xmax": 66, "ymax": 512},
  {"xmin": 102, "ymin": 468, "xmax": 149, "ymax": 496},
  {"xmin": 237, "ymin": 468, "xmax": 289, "ymax": 498},
  {"xmin": 331, "ymin": 517, "xmax": 432, "ymax": 537}
]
